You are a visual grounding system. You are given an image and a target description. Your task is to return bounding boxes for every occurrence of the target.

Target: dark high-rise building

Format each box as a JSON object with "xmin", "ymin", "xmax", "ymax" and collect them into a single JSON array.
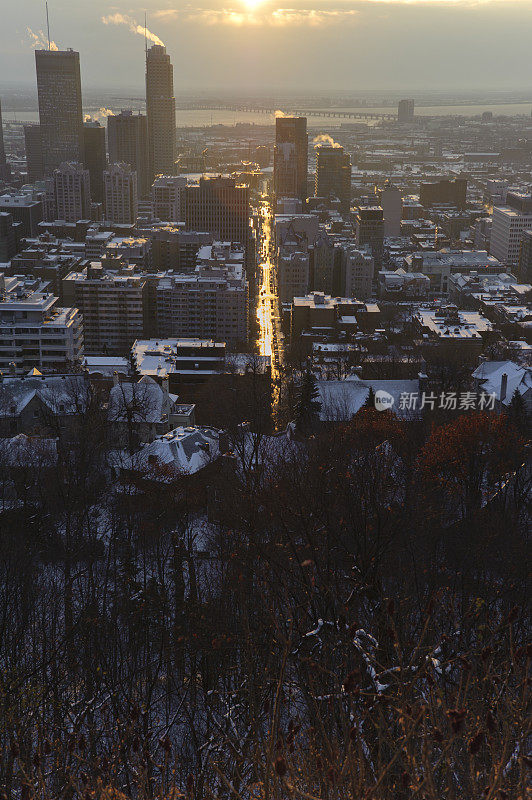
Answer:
[
  {"xmin": 518, "ymin": 229, "xmax": 532, "ymax": 284},
  {"xmin": 83, "ymin": 120, "xmax": 106, "ymax": 204},
  {"xmin": 35, "ymin": 49, "xmax": 84, "ymax": 176},
  {"xmin": 398, "ymin": 99, "xmax": 415, "ymax": 123},
  {"xmin": 315, "ymin": 144, "xmax": 351, "ymax": 212},
  {"xmin": 274, "ymin": 116, "xmax": 308, "ymax": 202},
  {"xmin": 24, "ymin": 125, "xmax": 43, "ymax": 183},
  {"xmin": 146, "ymin": 45, "xmax": 176, "ymax": 180},
  {"xmin": 354, "ymin": 205, "xmax": 384, "ymax": 266},
  {"xmin": 0, "ymin": 213, "xmax": 21, "ymax": 261},
  {"xmin": 185, "ymin": 176, "xmax": 250, "ymax": 247},
  {"xmin": 0, "ymin": 99, "xmax": 11, "ymax": 182},
  {"xmin": 419, "ymin": 178, "xmax": 467, "ymax": 210},
  {"xmin": 107, "ymin": 110, "xmax": 149, "ymax": 198}
]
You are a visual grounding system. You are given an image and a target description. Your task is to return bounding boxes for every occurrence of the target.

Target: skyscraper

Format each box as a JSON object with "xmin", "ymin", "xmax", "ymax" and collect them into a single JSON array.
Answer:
[
  {"xmin": 83, "ymin": 120, "xmax": 106, "ymax": 204},
  {"xmin": 35, "ymin": 49, "xmax": 84, "ymax": 176},
  {"xmin": 108, "ymin": 110, "xmax": 149, "ymax": 198},
  {"xmin": 104, "ymin": 163, "xmax": 138, "ymax": 225},
  {"xmin": 0, "ymin": 98, "xmax": 11, "ymax": 181},
  {"xmin": 398, "ymin": 99, "xmax": 415, "ymax": 123},
  {"xmin": 274, "ymin": 116, "xmax": 308, "ymax": 202},
  {"xmin": 315, "ymin": 144, "xmax": 351, "ymax": 212},
  {"xmin": 146, "ymin": 45, "xmax": 176, "ymax": 180}
]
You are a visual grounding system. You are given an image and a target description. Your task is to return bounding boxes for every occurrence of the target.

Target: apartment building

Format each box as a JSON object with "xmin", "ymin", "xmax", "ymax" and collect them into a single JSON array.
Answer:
[
  {"xmin": 0, "ymin": 274, "xmax": 83, "ymax": 374},
  {"xmin": 62, "ymin": 262, "xmax": 147, "ymax": 355}
]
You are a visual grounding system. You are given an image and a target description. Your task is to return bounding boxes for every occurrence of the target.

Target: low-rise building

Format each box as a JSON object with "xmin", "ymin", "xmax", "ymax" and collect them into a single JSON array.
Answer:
[
  {"xmin": 404, "ymin": 249, "xmax": 503, "ymax": 294},
  {"xmin": 132, "ymin": 337, "xmax": 226, "ymax": 389}
]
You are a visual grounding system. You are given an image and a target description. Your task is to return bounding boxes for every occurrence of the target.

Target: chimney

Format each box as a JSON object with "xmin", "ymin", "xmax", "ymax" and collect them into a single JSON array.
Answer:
[
  {"xmin": 500, "ymin": 373, "xmax": 508, "ymax": 402},
  {"xmin": 161, "ymin": 372, "xmax": 170, "ymax": 415},
  {"xmin": 112, "ymin": 370, "xmax": 119, "ymax": 387}
]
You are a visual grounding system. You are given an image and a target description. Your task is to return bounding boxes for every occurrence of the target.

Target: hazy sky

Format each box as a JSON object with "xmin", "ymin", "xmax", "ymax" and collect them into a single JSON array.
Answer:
[{"xmin": 2, "ymin": 0, "xmax": 532, "ymax": 93}]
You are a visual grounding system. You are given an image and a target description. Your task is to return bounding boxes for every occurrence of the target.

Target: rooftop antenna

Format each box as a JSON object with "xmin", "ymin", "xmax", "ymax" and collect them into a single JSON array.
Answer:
[
  {"xmin": 144, "ymin": 11, "xmax": 148, "ymax": 61},
  {"xmin": 45, "ymin": 1, "xmax": 51, "ymax": 50}
]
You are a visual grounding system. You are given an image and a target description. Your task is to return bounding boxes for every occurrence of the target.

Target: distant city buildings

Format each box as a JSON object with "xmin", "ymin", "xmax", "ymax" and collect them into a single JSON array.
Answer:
[
  {"xmin": 35, "ymin": 49, "xmax": 84, "ymax": 176},
  {"xmin": 274, "ymin": 116, "xmax": 308, "ymax": 202}
]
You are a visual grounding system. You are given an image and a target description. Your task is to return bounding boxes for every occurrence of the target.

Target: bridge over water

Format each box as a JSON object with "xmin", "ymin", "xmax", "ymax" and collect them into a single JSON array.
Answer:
[{"xmin": 175, "ymin": 103, "xmax": 397, "ymax": 121}]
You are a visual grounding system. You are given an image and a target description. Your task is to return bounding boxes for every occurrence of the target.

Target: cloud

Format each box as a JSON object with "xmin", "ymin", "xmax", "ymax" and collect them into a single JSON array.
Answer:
[
  {"xmin": 101, "ymin": 13, "xmax": 165, "ymax": 47},
  {"xmin": 187, "ymin": 6, "xmax": 358, "ymax": 25},
  {"xmin": 26, "ymin": 28, "xmax": 59, "ymax": 50}
]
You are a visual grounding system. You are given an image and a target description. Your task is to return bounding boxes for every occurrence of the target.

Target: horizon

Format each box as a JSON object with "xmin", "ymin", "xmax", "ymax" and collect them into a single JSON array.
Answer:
[{"xmin": 3, "ymin": 0, "xmax": 532, "ymax": 93}]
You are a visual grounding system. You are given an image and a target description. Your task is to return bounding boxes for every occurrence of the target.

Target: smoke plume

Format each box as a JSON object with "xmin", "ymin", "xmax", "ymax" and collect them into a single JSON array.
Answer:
[
  {"xmin": 101, "ymin": 13, "xmax": 165, "ymax": 47},
  {"xmin": 313, "ymin": 134, "xmax": 342, "ymax": 148},
  {"xmin": 84, "ymin": 109, "xmax": 115, "ymax": 123},
  {"xmin": 27, "ymin": 28, "xmax": 59, "ymax": 51}
]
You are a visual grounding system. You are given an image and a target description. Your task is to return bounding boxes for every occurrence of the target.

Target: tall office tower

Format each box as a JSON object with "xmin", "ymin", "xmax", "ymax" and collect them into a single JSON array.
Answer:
[
  {"xmin": 274, "ymin": 116, "xmax": 308, "ymax": 202},
  {"xmin": 185, "ymin": 176, "xmax": 250, "ymax": 246},
  {"xmin": 354, "ymin": 205, "xmax": 384, "ymax": 267},
  {"xmin": 24, "ymin": 125, "xmax": 43, "ymax": 183},
  {"xmin": 35, "ymin": 49, "xmax": 84, "ymax": 176},
  {"xmin": 108, "ymin": 110, "xmax": 149, "ymax": 198},
  {"xmin": 146, "ymin": 45, "xmax": 176, "ymax": 180},
  {"xmin": 82, "ymin": 120, "xmax": 106, "ymax": 204},
  {"xmin": 314, "ymin": 144, "xmax": 351, "ymax": 212},
  {"xmin": 53, "ymin": 162, "xmax": 91, "ymax": 222},
  {"xmin": 0, "ymin": 98, "xmax": 11, "ymax": 181},
  {"xmin": 398, "ymin": 99, "xmax": 415, "ymax": 123},
  {"xmin": 104, "ymin": 163, "xmax": 138, "ymax": 224},
  {"xmin": 380, "ymin": 183, "xmax": 402, "ymax": 237},
  {"xmin": 151, "ymin": 175, "xmax": 187, "ymax": 221}
]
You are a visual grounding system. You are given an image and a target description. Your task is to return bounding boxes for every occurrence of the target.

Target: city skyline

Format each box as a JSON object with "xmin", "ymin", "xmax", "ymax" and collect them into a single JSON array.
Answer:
[{"xmin": 2, "ymin": 0, "xmax": 532, "ymax": 93}]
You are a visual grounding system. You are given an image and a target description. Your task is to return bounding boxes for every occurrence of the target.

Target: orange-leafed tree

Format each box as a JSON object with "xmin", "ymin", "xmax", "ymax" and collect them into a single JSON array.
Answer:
[{"xmin": 418, "ymin": 411, "xmax": 526, "ymax": 524}]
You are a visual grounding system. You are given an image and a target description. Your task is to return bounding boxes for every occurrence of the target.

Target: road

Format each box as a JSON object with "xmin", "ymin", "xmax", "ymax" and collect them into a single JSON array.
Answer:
[{"xmin": 256, "ymin": 198, "xmax": 284, "ymax": 415}]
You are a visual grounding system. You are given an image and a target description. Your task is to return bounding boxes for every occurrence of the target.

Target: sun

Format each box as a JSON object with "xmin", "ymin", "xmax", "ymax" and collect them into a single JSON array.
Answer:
[{"xmin": 242, "ymin": 0, "xmax": 263, "ymax": 9}]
